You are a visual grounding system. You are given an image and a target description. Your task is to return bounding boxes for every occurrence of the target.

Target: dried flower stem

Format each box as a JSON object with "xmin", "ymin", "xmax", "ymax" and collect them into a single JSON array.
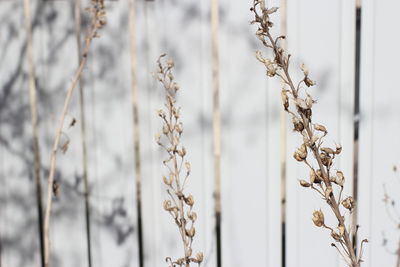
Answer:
[
  {"xmin": 43, "ymin": 1, "xmax": 106, "ymax": 266},
  {"xmin": 155, "ymin": 55, "xmax": 203, "ymax": 267},
  {"xmin": 251, "ymin": 1, "xmax": 366, "ymax": 266}
]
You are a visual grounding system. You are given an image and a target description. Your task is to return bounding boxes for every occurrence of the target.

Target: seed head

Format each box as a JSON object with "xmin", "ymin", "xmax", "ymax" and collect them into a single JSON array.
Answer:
[{"xmin": 312, "ymin": 210, "xmax": 325, "ymax": 227}]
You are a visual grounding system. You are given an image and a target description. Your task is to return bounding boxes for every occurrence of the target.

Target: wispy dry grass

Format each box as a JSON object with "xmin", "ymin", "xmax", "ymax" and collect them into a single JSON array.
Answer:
[
  {"xmin": 155, "ymin": 55, "xmax": 204, "ymax": 267},
  {"xmin": 250, "ymin": 1, "xmax": 366, "ymax": 266},
  {"xmin": 43, "ymin": 1, "xmax": 106, "ymax": 266}
]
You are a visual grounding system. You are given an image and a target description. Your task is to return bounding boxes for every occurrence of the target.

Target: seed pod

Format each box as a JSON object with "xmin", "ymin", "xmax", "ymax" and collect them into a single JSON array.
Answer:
[
  {"xmin": 163, "ymin": 200, "xmax": 172, "ymax": 211},
  {"xmin": 321, "ymin": 147, "xmax": 335, "ymax": 154},
  {"xmin": 186, "ymin": 227, "xmax": 196, "ymax": 238},
  {"xmin": 335, "ymin": 171, "xmax": 345, "ymax": 186},
  {"xmin": 292, "ymin": 116, "xmax": 304, "ymax": 132},
  {"xmin": 162, "ymin": 124, "xmax": 169, "ymax": 134},
  {"xmin": 300, "ymin": 63, "xmax": 309, "ymax": 76},
  {"xmin": 312, "ymin": 210, "xmax": 325, "ymax": 227},
  {"xmin": 188, "ymin": 211, "xmax": 197, "ymax": 222},
  {"xmin": 304, "ymin": 77, "xmax": 315, "ymax": 87},
  {"xmin": 331, "ymin": 231, "xmax": 341, "ymax": 241},
  {"xmin": 178, "ymin": 147, "xmax": 187, "ymax": 157},
  {"xmin": 185, "ymin": 162, "xmax": 191, "ymax": 173},
  {"xmin": 295, "ymin": 98, "xmax": 309, "ymax": 110},
  {"xmin": 175, "ymin": 123, "xmax": 183, "ymax": 134},
  {"xmin": 299, "ymin": 180, "xmax": 311, "ymax": 188},
  {"xmin": 335, "ymin": 143, "xmax": 342, "ymax": 154},
  {"xmin": 195, "ymin": 252, "xmax": 204, "ymax": 263},
  {"xmin": 342, "ymin": 196, "xmax": 356, "ymax": 211},
  {"xmin": 314, "ymin": 124, "xmax": 327, "ymax": 133},
  {"xmin": 305, "ymin": 94, "xmax": 314, "ymax": 109},
  {"xmin": 158, "ymin": 109, "xmax": 166, "ymax": 118},
  {"xmin": 320, "ymin": 153, "xmax": 332, "ymax": 167},
  {"xmin": 293, "ymin": 151, "xmax": 303, "ymax": 162},
  {"xmin": 266, "ymin": 6, "xmax": 279, "ymax": 14},
  {"xmin": 185, "ymin": 195, "xmax": 194, "ymax": 206},
  {"xmin": 163, "ymin": 175, "xmax": 173, "ymax": 186},
  {"xmin": 185, "ymin": 248, "xmax": 192, "ymax": 258}
]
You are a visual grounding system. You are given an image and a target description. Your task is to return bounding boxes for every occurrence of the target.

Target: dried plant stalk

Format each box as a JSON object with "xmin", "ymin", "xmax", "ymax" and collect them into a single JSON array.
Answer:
[
  {"xmin": 250, "ymin": 1, "xmax": 367, "ymax": 266},
  {"xmin": 155, "ymin": 55, "xmax": 204, "ymax": 267},
  {"xmin": 43, "ymin": 1, "xmax": 106, "ymax": 266}
]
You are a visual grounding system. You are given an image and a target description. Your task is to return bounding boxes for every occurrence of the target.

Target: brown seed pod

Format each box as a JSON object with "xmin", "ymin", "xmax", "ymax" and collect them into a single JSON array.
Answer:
[
  {"xmin": 331, "ymin": 230, "xmax": 341, "ymax": 241},
  {"xmin": 321, "ymin": 147, "xmax": 335, "ymax": 154},
  {"xmin": 312, "ymin": 210, "xmax": 325, "ymax": 227},
  {"xmin": 299, "ymin": 180, "xmax": 311, "ymax": 188}
]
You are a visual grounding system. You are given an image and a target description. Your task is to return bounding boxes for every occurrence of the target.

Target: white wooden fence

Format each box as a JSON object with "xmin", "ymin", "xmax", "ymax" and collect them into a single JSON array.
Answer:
[{"xmin": 0, "ymin": 0, "xmax": 399, "ymax": 266}]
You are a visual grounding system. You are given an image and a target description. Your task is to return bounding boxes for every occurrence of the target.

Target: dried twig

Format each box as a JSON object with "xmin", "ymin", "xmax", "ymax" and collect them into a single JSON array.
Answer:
[
  {"xmin": 155, "ymin": 55, "xmax": 204, "ymax": 267},
  {"xmin": 250, "ymin": 1, "xmax": 366, "ymax": 266},
  {"xmin": 43, "ymin": 1, "xmax": 106, "ymax": 266}
]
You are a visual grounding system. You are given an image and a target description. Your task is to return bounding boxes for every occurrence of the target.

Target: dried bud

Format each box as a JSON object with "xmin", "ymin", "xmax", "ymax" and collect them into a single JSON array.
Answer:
[
  {"xmin": 299, "ymin": 180, "xmax": 311, "ymax": 188},
  {"xmin": 312, "ymin": 210, "xmax": 325, "ymax": 227},
  {"xmin": 300, "ymin": 63, "xmax": 309, "ymax": 76},
  {"xmin": 163, "ymin": 200, "xmax": 172, "ymax": 211},
  {"xmin": 178, "ymin": 147, "xmax": 187, "ymax": 157},
  {"xmin": 321, "ymin": 147, "xmax": 335, "ymax": 154},
  {"xmin": 158, "ymin": 109, "xmax": 166, "ymax": 118},
  {"xmin": 335, "ymin": 143, "xmax": 342, "ymax": 154},
  {"xmin": 305, "ymin": 94, "xmax": 314, "ymax": 109},
  {"xmin": 281, "ymin": 89, "xmax": 289, "ymax": 110},
  {"xmin": 310, "ymin": 169, "xmax": 321, "ymax": 184},
  {"xmin": 185, "ymin": 195, "xmax": 194, "ymax": 206},
  {"xmin": 304, "ymin": 77, "xmax": 315, "ymax": 87},
  {"xmin": 195, "ymin": 252, "xmax": 204, "ymax": 263},
  {"xmin": 188, "ymin": 211, "xmax": 197, "ymax": 222},
  {"xmin": 292, "ymin": 117, "xmax": 304, "ymax": 132},
  {"xmin": 175, "ymin": 123, "xmax": 183, "ymax": 134},
  {"xmin": 342, "ymin": 196, "xmax": 356, "ymax": 211},
  {"xmin": 185, "ymin": 248, "xmax": 192, "ymax": 258},
  {"xmin": 266, "ymin": 7, "xmax": 279, "ymax": 14},
  {"xmin": 331, "ymin": 231, "xmax": 341, "ymax": 241},
  {"xmin": 295, "ymin": 98, "xmax": 309, "ymax": 110},
  {"xmin": 162, "ymin": 124, "xmax": 169, "ymax": 134},
  {"xmin": 294, "ymin": 144, "xmax": 308, "ymax": 162},
  {"xmin": 163, "ymin": 175, "xmax": 173, "ymax": 186},
  {"xmin": 314, "ymin": 124, "xmax": 327, "ymax": 133},
  {"xmin": 335, "ymin": 171, "xmax": 345, "ymax": 186},
  {"xmin": 320, "ymin": 153, "xmax": 332, "ymax": 167},
  {"xmin": 186, "ymin": 227, "xmax": 196, "ymax": 237},
  {"xmin": 166, "ymin": 59, "xmax": 175, "ymax": 68},
  {"xmin": 185, "ymin": 162, "xmax": 191, "ymax": 174}
]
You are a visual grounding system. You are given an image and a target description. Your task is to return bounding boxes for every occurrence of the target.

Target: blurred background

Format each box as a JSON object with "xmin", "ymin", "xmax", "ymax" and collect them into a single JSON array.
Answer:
[{"xmin": 1, "ymin": 0, "xmax": 399, "ymax": 266}]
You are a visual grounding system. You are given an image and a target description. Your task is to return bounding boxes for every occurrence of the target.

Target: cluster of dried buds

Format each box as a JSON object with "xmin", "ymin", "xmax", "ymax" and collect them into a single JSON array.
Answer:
[
  {"xmin": 155, "ymin": 54, "xmax": 204, "ymax": 267},
  {"xmin": 251, "ymin": 1, "xmax": 367, "ymax": 266},
  {"xmin": 86, "ymin": 0, "xmax": 107, "ymax": 40}
]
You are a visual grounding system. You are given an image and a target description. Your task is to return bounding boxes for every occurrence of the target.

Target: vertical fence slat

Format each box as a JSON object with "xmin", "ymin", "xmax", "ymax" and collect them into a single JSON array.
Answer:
[
  {"xmin": 85, "ymin": 1, "xmax": 139, "ymax": 266},
  {"xmin": 219, "ymin": 0, "xmax": 280, "ymax": 265},
  {"xmin": 358, "ymin": 1, "xmax": 400, "ymax": 266}
]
